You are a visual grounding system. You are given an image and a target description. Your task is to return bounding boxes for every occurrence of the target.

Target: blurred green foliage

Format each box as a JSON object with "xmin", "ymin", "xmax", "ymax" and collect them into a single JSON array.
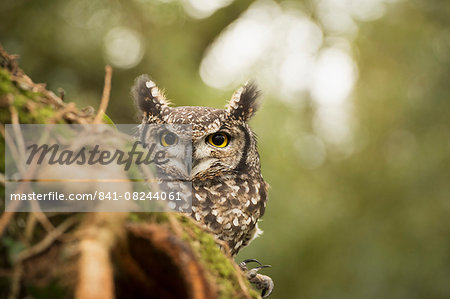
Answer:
[{"xmin": 1, "ymin": 0, "xmax": 450, "ymax": 298}]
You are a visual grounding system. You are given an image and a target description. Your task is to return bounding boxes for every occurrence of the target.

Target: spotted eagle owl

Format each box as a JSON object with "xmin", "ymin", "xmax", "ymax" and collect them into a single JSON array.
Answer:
[{"xmin": 132, "ymin": 75, "xmax": 268, "ymax": 256}]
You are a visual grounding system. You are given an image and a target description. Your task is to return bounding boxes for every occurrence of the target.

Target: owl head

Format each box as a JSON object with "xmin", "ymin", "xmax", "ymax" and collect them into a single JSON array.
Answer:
[{"xmin": 132, "ymin": 74, "xmax": 262, "ymax": 180}]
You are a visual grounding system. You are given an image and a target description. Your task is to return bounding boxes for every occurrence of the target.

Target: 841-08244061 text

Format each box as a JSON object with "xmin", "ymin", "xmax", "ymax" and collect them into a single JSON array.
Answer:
[{"xmin": 9, "ymin": 191, "xmax": 183, "ymax": 201}]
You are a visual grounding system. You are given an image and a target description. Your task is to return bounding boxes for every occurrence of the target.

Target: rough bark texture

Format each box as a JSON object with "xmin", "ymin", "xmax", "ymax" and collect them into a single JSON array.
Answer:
[{"xmin": 0, "ymin": 46, "xmax": 259, "ymax": 299}]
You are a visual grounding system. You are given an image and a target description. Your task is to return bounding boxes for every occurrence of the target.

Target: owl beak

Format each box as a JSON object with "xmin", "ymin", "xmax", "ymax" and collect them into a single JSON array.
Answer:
[{"xmin": 185, "ymin": 150, "xmax": 192, "ymax": 178}]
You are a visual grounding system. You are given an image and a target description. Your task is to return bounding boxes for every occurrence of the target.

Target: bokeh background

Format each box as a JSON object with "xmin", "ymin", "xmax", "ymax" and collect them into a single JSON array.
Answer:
[{"xmin": 1, "ymin": 0, "xmax": 450, "ymax": 298}]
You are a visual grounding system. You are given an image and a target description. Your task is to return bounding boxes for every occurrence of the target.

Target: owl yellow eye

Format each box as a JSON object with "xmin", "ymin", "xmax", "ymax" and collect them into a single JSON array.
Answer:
[
  {"xmin": 207, "ymin": 133, "xmax": 229, "ymax": 148},
  {"xmin": 160, "ymin": 131, "xmax": 178, "ymax": 147}
]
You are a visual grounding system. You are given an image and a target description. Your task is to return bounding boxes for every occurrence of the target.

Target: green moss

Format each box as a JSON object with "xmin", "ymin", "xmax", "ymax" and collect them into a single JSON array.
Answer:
[
  {"xmin": 0, "ymin": 69, "xmax": 42, "ymax": 102},
  {"xmin": 177, "ymin": 215, "xmax": 259, "ymax": 299},
  {"xmin": 12, "ymin": 93, "xmax": 27, "ymax": 108},
  {"xmin": 4, "ymin": 92, "xmax": 56, "ymax": 124},
  {"xmin": 30, "ymin": 106, "xmax": 55, "ymax": 123},
  {"xmin": 127, "ymin": 212, "xmax": 169, "ymax": 224},
  {"xmin": 0, "ymin": 68, "xmax": 55, "ymax": 124},
  {"xmin": 0, "ymin": 68, "xmax": 13, "ymax": 95},
  {"xmin": 21, "ymin": 89, "xmax": 42, "ymax": 99}
]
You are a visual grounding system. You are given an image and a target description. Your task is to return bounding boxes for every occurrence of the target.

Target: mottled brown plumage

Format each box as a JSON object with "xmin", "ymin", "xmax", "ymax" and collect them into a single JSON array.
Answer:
[{"xmin": 132, "ymin": 74, "xmax": 268, "ymax": 256}]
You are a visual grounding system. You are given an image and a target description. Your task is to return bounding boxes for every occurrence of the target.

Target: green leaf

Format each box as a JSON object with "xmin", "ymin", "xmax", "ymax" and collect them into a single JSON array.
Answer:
[{"xmin": 102, "ymin": 113, "xmax": 117, "ymax": 129}]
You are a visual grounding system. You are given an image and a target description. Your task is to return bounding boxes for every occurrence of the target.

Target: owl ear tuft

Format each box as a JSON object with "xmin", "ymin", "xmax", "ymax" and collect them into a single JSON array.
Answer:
[
  {"xmin": 132, "ymin": 74, "xmax": 170, "ymax": 119},
  {"xmin": 226, "ymin": 81, "xmax": 261, "ymax": 121}
]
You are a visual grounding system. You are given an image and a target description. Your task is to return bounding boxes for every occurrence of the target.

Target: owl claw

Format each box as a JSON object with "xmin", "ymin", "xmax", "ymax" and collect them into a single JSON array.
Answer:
[
  {"xmin": 241, "ymin": 259, "xmax": 263, "ymax": 267},
  {"xmin": 240, "ymin": 259, "xmax": 274, "ymax": 298}
]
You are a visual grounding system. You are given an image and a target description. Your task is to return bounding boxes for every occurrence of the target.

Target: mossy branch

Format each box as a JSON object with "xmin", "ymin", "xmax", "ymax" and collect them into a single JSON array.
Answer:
[{"xmin": 0, "ymin": 45, "xmax": 259, "ymax": 299}]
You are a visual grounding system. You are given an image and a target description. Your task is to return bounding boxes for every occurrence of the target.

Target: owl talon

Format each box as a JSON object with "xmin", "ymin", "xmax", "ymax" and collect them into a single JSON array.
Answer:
[
  {"xmin": 240, "ymin": 259, "xmax": 274, "ymax": 298},
  {"xmin": 240, "ymin": 259, "xmax": 263, "ymax": 268}
]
